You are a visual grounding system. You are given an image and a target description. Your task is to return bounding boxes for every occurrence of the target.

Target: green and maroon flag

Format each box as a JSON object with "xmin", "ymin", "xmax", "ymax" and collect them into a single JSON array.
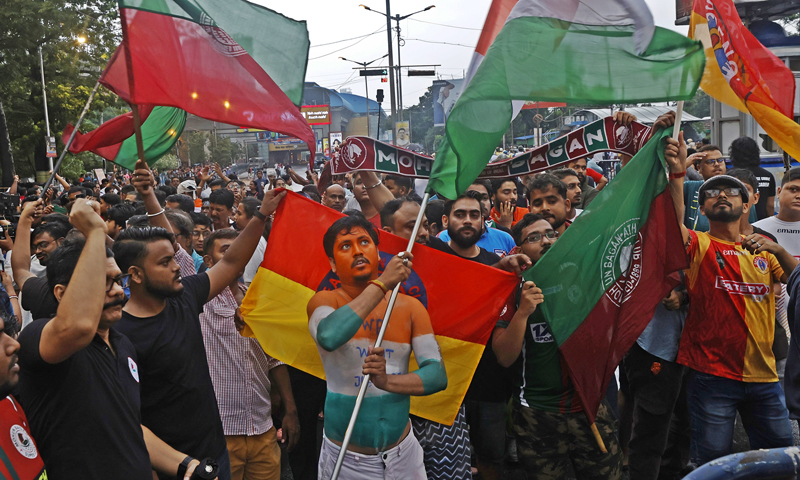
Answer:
[
  {"xmin": 63, "ymin": 105, "xmax": 186, "ymax": 169},
  {"xmin": 525, "ymin": 128, "xmax": 687, "ymax": 422},
  {"xmin": 99, "ymin": 0, "xmax": 315, "ymax": 153}
]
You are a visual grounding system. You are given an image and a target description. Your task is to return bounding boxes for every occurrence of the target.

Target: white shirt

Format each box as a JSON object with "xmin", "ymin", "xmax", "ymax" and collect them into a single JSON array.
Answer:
[
  {"xmin": 244, "ymin": 237, "xmax": 267, "ymax": 286},
  {"xmin": 568, "ymin": 208, "xmax": 584, "ymax": 223}
]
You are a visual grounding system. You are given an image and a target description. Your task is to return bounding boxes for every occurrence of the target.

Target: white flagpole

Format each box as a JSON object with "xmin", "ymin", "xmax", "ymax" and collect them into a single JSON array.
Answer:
[
  {"xmin": 673, "ymin": 100, "xmax": 684, "ymax": 139},
  {"xmin": 329, "ymin": 192, "xmax": 431, "ymax": 480}
]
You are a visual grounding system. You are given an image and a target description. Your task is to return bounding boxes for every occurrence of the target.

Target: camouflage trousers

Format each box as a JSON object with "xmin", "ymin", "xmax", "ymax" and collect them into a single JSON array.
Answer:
[{"xmin": 510, "ymin": 400, "xmax": 622, "ymax": 480}]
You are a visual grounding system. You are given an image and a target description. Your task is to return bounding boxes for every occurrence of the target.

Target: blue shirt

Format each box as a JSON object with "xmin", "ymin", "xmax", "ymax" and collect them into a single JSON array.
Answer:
[
  {"xmin": 637, "ymin": 303, "xmax": 686, "ymax": 362},
  {"xmin": 191, "ymin": 250, "xmax": 206, "ymax": 273},
  {"xmin": 438, "ymin": 226, "xmax": 516, "ymax": 257}
]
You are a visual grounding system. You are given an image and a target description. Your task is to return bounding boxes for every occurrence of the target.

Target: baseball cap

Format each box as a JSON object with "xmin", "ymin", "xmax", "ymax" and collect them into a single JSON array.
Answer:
[
  {"xmin": 698, "ymin": 175, "xmax": 749, "ymax": 204},
  {"xmin": 177, "ymin": 180, "xmax": 197, "ymax": 195}
]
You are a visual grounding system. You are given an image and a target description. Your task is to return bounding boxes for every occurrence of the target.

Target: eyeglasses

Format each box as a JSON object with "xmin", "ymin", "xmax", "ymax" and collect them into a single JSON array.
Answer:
[
  {"xmin": 703, "ymin": 158, "xmax": 725, "ymax": 166},
  {"xmin": 192, "ymin": 230, "xmax": 210, "ymax": 238},
  {"xmin": 106, "ymin": 274, "xmax": 131, "ymax": 293},
  {"xmin": 523, "ymin": 230, "xmax": 559, "ymax": 244},
  {"xmin": 34, "ymin": 240, "xmax": 53, "ymax": 251},
  {"xmin": 705, "ymin": 187, "xmax": 741, "ymax": 198}
]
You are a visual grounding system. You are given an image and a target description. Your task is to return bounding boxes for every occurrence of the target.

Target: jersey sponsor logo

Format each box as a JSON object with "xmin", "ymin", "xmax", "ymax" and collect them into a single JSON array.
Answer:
[
  {"xmin": 753, "ymin": 256, "xmax": 769, "ymax": 274},
  {"xmin": 601, "ymin": 218, "xmax": 644, "ymax": 307},
  {"xmin": 10, "ymin": 424, "xmax": 37, "ymax": 459},
  {"xmin": 529, "ymin": 323, "xmax": 553, "ymax": 343},
  {"xmin": 128, "ymin": 357, "xmax": 139, "ymax": 383},
  {"xmin": 777, "ymin": 229, "xmax": 800, "ymax": 234},
  {"xmin": 722, "ymin": 250, "xmax": 744, "ymax": 256},
  {"xmin": 715, "ymin": 276, "xmax": 769, "ymax": 297}
]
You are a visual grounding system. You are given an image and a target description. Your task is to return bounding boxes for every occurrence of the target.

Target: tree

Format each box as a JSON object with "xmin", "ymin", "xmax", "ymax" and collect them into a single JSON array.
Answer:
[
  {"xmin": 0, "ymin": 0, "xmax": 123, "ymax": 182},
  {"xmin": 151, "ymin": 153, "xmax": 179, "ymax": 172},
  {"xmin": 684, "ymin": 90, "xmax": 711, "ymax": 119},
  {"xmin": 183, "ymin": 131, "xmax": 207, "ymax": 164}
]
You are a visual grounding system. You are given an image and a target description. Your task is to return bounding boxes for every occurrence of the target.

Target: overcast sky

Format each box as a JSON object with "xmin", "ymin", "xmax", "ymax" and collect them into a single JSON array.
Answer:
[{"xmin": 252, "ymin": 0, "xmax": 689, "ymax": 109}]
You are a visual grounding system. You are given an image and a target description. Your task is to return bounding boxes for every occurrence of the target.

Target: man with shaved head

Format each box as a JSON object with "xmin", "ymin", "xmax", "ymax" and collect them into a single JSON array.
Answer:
[{"xmin": 322, "ymin": 184, "xmax": 347, "ymax": 213}]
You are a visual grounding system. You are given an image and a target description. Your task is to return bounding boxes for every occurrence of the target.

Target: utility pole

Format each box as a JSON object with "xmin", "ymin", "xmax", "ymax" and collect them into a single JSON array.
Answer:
[
  {"xmin": 39, "ymin": 46, "xmax": 54, "ymax": 172},
  {"xmin": 384, "ymin": 0, "xmax": 396, "ymax": 130},
  {"xmin": 342, "ymin": 54, "xmax": 388, "ymax": 138}
]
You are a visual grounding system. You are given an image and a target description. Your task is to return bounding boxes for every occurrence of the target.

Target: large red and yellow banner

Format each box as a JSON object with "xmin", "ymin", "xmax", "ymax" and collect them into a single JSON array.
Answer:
[
  {"xmin": 690, "ymin": 0, "xmax": 800, "ymax": 158},
  {"xmin": 241, "ymin": 192, "xmax": 519, "ymax": 425}
]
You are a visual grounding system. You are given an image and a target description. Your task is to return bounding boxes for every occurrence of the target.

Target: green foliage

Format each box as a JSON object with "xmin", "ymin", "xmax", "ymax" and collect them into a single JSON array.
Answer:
[
  {"xmin": 779, "ymin": 14, "xmax": 800, "ymax": 36},
  {"xmin": 183, "ymin": 131, "xmax": 208, "ymax": 164},
  {"xmin": 0, "ymin": 0, "xmax": 123, "ymax": 180},
  {"xmin": 208, "ymin": 135, "xmax": 238, "ymax": 166},
  {"xmin": 684, "ymin": 90, "xmax": 710, "ymax": 119},
  {"xmin": 151, "ymin": 153, "xmax": 179, "ymax": 171}
]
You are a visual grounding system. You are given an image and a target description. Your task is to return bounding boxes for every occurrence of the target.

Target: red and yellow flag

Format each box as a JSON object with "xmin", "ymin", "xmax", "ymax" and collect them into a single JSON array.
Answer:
[
  {"xmin": 690, "ymin": 0, "xmax": 800, "ymax": 158},
  {"xmin": 241, "ymin": 192, "xmax": 518, "ymax": 425}
]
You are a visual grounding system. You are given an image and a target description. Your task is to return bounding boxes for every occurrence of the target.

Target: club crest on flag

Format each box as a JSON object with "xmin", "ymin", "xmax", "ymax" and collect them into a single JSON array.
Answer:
[
  {"xmin": 199, "ymin": 12, "xmax": 247, "ymax": 57},
  {"xmin": 341, "ymin": 138, "xmax": 368, "ymax": 170},
  {"xmin": 753, "ymin": 256, "xmax": 769, "ymax": 275},
  {"xmin": 602, "ymin": 219, "xmax": 644, "ymax": 307}
]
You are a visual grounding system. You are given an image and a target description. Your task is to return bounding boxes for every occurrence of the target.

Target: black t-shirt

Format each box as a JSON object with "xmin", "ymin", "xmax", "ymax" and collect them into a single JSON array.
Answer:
[
  {"xmin": 114, "ymin": 273, "xmax": 226, "ymax": 460},
  {"xmin": 747, "ymin": 165, "xmax": 777, "ymax": 221},
  {"xmin": 427, "ymin": 237, "xmax": 512, "ymax": 403},
  {"xmin": 17, "ymin": 318, "xmax": 151, "ymax": 480},
  {"xmin": 21, "ymin": 277, "xmax": 58, "ymax": 321}
]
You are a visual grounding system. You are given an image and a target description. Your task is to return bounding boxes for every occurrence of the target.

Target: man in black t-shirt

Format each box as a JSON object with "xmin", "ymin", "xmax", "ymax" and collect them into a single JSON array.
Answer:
[
  {"xmin": 112, "ymin": 160, "xmax": 287, "ymax": 480},
  {"xmin": 730, "ymin": 136, "xmax": 776, "ymax": 220},
  {"xmin": 428, "ymin": 192, "xmax": 509, "ymax": 480},
  {"xmin": 17, "ymin": 200, "xmax": 204, "ymax": 480}
]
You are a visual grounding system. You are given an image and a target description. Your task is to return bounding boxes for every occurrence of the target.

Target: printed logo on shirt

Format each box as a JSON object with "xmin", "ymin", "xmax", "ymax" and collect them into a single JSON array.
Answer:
[
  {"xmin": 529, "ymin": 323, "xmax": 553, "ymax": 343},
  {"xmin": 715, "ymin": 276, "xmax": 769, "ymax": 297},
  {"xmin": 722, "ymin": 250, "xmax": 745, "ymax": 256},
  {"xmin": 128, "ymin": 357, "xmax": 139, "ymax": 383},
  {"xmin": 10, "ymin": 424, "xmax": 37, "ymax": 459},
  {"xmin": 777, "ymin": 229, "xmax": 800, "ymax": 234},
  {"xmin": 753, "ymin": 256, "xmax": 769, "ymax": 275}
]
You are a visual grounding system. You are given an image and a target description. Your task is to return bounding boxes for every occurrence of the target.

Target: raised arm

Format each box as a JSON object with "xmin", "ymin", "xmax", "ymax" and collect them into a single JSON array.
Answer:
[
  {"xmin": 54, "ymin": 172, "xmax": 71, "ymax": 191},
  {"xmin": 38, "ymin": 200, "xmax": 108, "ymax": 364},
  {"xmin": 287, "ymin": 167, "xmax": 310, "ymax": 186},
  {"xmin": 132, "ymin": 159, "xmax": 176, "ymax": 242},
  {"xmin": 8, "ymin": 175, "xmax": 18, "ymax": 195},
  {"xmin": 213, "ymin": 163, "xmax": 230, "ymax": 183},
  {"xmin": 11, "ymin": 200, "xmax": 43, "ymax": 289},
  {"xmin": 308, "ymin": 253, "xmax": 411, "ymax": 352},
  {"xmin": 358, "ymin": 171, "xmax": 395, "ymax": 213},
  {"xmin": 205, "ymin": 189, "xmax": 285, "ymax": 301}
]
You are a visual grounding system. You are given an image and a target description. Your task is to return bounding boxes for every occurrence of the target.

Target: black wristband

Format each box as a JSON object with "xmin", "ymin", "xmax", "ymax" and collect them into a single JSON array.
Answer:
[
  {"xmin": 253, "ymin": 210, "xmax": 267, "ymax": 221},
  {"xmin": 176, "ymin": 455, "xmax": 194, "ymax": 478}
]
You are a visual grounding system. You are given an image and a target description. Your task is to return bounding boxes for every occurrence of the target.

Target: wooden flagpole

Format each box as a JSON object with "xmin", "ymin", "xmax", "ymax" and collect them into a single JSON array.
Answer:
[
  {"xmin": 119, "ymin": 7, "xmax": 147, "ymax": 164},
  {"xmin": 330, "ymin": 192, "xmax": 431, "ymax": 480}
]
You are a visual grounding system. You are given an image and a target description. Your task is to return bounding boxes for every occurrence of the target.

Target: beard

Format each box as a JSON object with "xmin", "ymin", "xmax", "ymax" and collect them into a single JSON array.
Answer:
[
  {"xmin": 144, "ymin": 274, "xmax": 184, "ymax": 299},
  {"xmin": 705, "ymin": 203, "xmax": 742, "ymax": 223},
  {"xmin": 448, "ymin": 224, "xmax": 480, "ymax": 249}
]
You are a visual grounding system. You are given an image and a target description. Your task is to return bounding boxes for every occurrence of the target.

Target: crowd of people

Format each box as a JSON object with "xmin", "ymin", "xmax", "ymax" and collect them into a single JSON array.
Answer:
[{"xmin": 0, "ymin": 110, "xmax": 798, "ymax": 480}]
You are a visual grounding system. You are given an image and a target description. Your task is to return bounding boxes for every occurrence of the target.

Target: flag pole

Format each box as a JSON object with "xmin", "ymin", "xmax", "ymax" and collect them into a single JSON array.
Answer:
[
  {"xmin": 672, "ymin": 101, "xmax": 684, "ymax": 139},
  {"xmin": 590, "ymin": 423, "xmax": 607, "ymax": 454},
  {"xmin": 42, "ymin": 80, "xmax": 101, "ymax": 194},
  {"xmin": 330, "ymin": 192, "xmax": 431, "ymax": 480},
  {"xmin": 118, "ymin": 7, "xmax": 147, "ymax": 164}
]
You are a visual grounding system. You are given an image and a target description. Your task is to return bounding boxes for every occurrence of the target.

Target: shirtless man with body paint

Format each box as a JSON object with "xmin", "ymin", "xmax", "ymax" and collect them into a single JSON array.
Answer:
[{"xmin": 307, "ymin": 212, "xmax": 447, "ymax": 480}]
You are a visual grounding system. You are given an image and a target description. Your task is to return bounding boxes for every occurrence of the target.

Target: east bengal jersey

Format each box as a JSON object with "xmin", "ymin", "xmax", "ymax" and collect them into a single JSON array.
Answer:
[
  {"xmin": 0, "ymin": 396, "xmax": 46, "ymax": 480},
  {"xmin": 678, "ymin": 230, "xmax": 784, "ymax": 382}
]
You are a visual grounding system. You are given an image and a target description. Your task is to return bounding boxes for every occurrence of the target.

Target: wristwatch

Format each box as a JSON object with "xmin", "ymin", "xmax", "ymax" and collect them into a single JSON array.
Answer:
[
  {"xmin": 177, "ymin": 456, "xmax": 195, "ymax": 478},
  {"xmin": 253, "ymin": 210, "xmax": 267, "ymax": 221}
]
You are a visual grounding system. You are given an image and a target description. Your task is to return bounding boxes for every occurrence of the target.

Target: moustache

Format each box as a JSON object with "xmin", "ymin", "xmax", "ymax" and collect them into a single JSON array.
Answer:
[
  {"xmin": 714, "ymin": 200, "xmax": 732, "ymax": 208},
  {"xmin": 458, "ymin": 226, "xmax": 478, "ymax": 235},
  {"xmin": 103, "ymin": 296, "xmax": 128, "ymax": 310},
  {"xmin": 8, "ymin": 354, "xmax": 17, "ymax": 371},
  {"xmin": 351, "ymin": 257, "xmax": 370, "ymax": 268}
]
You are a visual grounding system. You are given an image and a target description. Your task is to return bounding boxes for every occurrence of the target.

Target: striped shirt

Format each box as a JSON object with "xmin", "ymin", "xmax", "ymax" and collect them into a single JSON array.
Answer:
[{"xmin": 200, "ymin": 285, "xmax": 283, "ymax": 436}]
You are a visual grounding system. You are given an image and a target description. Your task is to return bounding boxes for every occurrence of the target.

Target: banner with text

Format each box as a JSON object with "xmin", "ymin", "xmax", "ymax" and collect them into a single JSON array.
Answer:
[{"xmin": 334, "ymin": 117, "xmax": 651, "ymax": 179}]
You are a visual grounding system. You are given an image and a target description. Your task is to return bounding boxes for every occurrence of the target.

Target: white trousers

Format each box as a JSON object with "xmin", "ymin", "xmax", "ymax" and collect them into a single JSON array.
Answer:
[{"xmin": 318, "ymin": 426, "xmax": 426, "ymax": 480}]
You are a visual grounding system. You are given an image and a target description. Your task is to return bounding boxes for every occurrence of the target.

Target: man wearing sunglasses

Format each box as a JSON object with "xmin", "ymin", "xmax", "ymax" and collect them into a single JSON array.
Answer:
[
  {"xmin": 665, "ymin": 131, "xmax": 798, "ymax": 467},
  {"xmin": 493, "ymin": 213, "xmax": 623, "ymax": 479}
]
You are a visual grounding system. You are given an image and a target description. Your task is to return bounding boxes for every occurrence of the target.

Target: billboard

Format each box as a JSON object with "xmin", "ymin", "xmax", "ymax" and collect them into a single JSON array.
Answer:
[
  {"xmin": 432, "ymin": 79, "xmax": 464, "ymax": 127},
  {"xmin": 301, "ymin": 105, "xmax": 331, "ymax": 125},
  {"xmin": 395, "ymin": 121, "xmax": 410, "ymax": 147},
  {"xmin": 329, "ymin": 132, "xmax": 343, "ymax": 151}
]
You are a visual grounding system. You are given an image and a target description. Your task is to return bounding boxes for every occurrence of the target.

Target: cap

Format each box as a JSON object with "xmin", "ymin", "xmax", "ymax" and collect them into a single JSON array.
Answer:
[
  {"xmin": 698, "ymin": 175, "xmax": 750, "ymax": 204},
  {"xmin": 177, "ymin": 180, "xmax": 197, "ymax": 195}
]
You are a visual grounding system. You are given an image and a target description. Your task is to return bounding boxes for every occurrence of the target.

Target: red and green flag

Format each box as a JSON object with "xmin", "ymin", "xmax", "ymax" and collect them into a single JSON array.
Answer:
[
  {"xmin": 525, "ymin": 128, "xmax": 688, "ymax": 422},
  {"xmin": 99, "ymin": 0, "xmax": 315, "ymax": 153},
  {"xmin": 427, "ymin": 0, "xmax": 705, "ymax": 199},
  {"xmin": 63, "ymin": 105, "xmax": 186, "ymax": 169}
]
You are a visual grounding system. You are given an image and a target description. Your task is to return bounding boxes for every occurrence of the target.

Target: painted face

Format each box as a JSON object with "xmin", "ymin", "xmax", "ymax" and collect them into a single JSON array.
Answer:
[
  {"xmin": 329, "ymin": 227, "xmax": 380, "ymax": 285},
  {"xmin": 697, "ymin": 150, "xmax": 725, "ymax": 179},
  {"xmin": 516, "ymin": 219, "xmax": 558, "ymax": 263},
  {"xmin": 466, "ymin": 184, "xmax": 492, "ymax": 217},
  {"xmin": 567, "ymin": 158, "xmax": 588, "ymax": 183},
  {"xmin": 493, "ymin": 180, "xmax": 517, "ymax": 206},
  {"xmin": 528, "ymin": 186, "xmax": 569, "ymax": 230}
]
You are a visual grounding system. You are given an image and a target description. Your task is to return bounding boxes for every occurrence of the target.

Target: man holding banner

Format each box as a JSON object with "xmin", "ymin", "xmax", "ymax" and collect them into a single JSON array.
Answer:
[{"xmin": 308, "ymin": 213, "xmax": 447, "ymax": 479}]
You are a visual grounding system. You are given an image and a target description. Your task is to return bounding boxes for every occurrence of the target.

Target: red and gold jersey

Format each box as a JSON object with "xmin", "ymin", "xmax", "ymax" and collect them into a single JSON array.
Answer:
[
  {"xmin": 678, "ymin": 230, "xmax": 783, "ymax": 382},
  {"xmin": 0, "ymin": 396, "xmax": 46, "ymax": 480}
]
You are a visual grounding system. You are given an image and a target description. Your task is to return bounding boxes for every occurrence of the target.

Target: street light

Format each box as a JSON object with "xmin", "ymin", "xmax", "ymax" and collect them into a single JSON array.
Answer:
[
  {"xmin": 340, "ymin": 54, "xmax": 388, "ymax": 138},
  {"xmin": 360, "ymin": 4, "xmax": 435, "ymax": 121}
]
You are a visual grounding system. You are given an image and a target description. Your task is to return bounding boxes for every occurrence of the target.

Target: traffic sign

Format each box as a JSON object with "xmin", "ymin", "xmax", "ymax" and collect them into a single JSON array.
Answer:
[{"xmin": 359, "ymin": 69, "xmax": 388, "ymax": 77}]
